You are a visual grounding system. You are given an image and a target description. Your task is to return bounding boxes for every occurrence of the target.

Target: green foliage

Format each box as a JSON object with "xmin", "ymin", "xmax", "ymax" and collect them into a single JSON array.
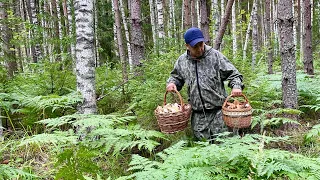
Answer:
[
  {"xmin": 55, "ymin": 145, "xmax": 101, "ymax": 180},
  {"xmin": 304, "ymin": 124, "xmax": 320, "ymax": 145},
  {"xmin": 251, "ymin": 108, "xmax": 301, "ymax": 133},
  {"xmin": 120, "ymin": 134, "xmax": 320, "ymax": 180},
  {"xmin": 22, "ymin": 114, "xmax": 168, "ymax": 156},
  {"xmin": 0, "ymin": 141, "xmax": 37, "ymax": 179}
]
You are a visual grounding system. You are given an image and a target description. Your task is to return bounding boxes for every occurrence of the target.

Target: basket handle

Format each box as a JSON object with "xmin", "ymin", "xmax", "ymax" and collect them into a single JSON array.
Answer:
[
  {"xmin": 164, "ymin": 89, "xmax": 185, "ymax": 111},
  {"xmin": 222, "ymin": 93, "xmax": 250, "ymax": 108}
]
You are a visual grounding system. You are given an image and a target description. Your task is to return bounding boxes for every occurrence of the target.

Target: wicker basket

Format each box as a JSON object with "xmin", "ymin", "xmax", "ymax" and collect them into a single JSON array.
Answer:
[
  {"xmin": 222, "ymin": 94, "xmax": 252, "ymax": 129},
  {"xmin": 154, "ymin": 90, "xmax": 192, "ymax": 134}
]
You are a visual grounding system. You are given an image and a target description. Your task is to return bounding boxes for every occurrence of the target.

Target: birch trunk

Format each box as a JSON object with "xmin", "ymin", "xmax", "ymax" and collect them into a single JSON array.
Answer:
[
  {"xmin": 211, "ymin": 0, "xmax": 219, "ymax": 43},
  {"xmin": 278, "ymin": 0, "xmax": 298, "ymax": 111},
  {"xmin": 232, "ymin": 2, "xmax": 237, "ymax": 58},
  {"xmin": 200, "ymin": 0, "xmax": 210, "ymax": 44},
  {"xmin": 74, "ymin": 0, "xmax": 97, "ymax": 114},
  {"xmin": 243, "ymin": 6, "xmax": 253, "ymax": 60},
  {"xmin": 119, "ymin": 0, "xmax": 132, "ymax": 70},
  {"xmin": 157, "ymin": 0, "xmax": 165, "ymax": 51},
  {"xmin": 252, "ymin": 0, "xmax": 258, "ymax": 69},
  {"xmin": 265, "ymin": 0, "xmax": 274, "ymax": 74},
  {"xmin": 113, "ymin": 0, "xmax": 128, "ymax": 81},
  {"xmin": 214, "ymin": 0, "xmax": 234, "ymax": 50},
  {"xmin": 130, "ymin": 0, "xmax": 145, "ymax": 70},
  {"xmin": 149, "ymin": 0, "xmax": 157, "ymax": 46},
  {"xmin": 303, "ymin": 0, "xmax": 314, "ymax": 75},
  {"xmin": 295, "ymin": 0, "xmax": 301, "ymax": 50}
]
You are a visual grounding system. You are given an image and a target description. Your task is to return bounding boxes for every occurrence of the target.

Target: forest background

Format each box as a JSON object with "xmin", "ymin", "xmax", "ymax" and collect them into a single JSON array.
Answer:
[{"xmin": 1, "ymin": 0, "xmax": 320, "ymax": 179}]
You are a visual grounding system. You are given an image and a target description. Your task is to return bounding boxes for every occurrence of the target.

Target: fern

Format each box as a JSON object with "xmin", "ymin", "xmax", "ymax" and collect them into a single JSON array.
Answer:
[
  {"xmin": 120, "ymin": 134, "xmax": 320, "ymax": 179},
  {"xmin": 304, "ymin": 124, "xmax": 320, "ymax": 144},
  {"xmin": 0, "ymin": 164, "xmax": 37, "ymax": 179},
  {"xmin": 19, "ymin": 131, "xmax": 78, "ymax": 147}
]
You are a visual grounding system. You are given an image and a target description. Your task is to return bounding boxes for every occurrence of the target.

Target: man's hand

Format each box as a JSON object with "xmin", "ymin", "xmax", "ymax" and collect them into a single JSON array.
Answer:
[
  {"xmin": 166, "ymin": 83, "xmax": 177, "ymax": 92},
  {"xmin": 231, "ymin": 88, "xmax": 242, "ymax": 96}
]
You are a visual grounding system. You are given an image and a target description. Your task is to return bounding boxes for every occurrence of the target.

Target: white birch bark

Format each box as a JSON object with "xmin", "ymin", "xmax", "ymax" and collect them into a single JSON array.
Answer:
[
  {"xmin": 67, "ymin": 0, "xmax": 76, "ymax": 62},
  {"xmin": 74, "ymin": 0, "xmax": 97, "ymax": 114},
  {"xmin": 232, "ymin": 2, "xmax": 237, "ymax": 58},
  {"xmin": 243, "ymin": 7, "xmax": 253, "ymax": 60},
  {"xmin": 300, "ymin": 0, "xmax": 304, "ymax": 63},
  {"xmin": 119, "ymin": 0, "xmax": 132, "ymax": 70},
  {"xmin": 56, "ymin": 0, "xmax": 63, "ymax": 59},
  {"xmin": 157, "ymin": 0, "xmax": 165, "ymax": 39},
  {"xmin": 197, "ymin": 0, "xmax": 200, "ymax": 28},
  {"xmin": 252, "ymin": 0, "xmax": 258, "ymax": 69},
  {"xmin": 171, "ymin": 0, "xmax": 176, "ymax": 40},
  {"xmin": 221, "ymin": 0, "xmax": 225, "ymax": 18},
  {"xmin": 211, "ymin": 0, "xmax": 219, "ymax": 42},
  {"xmin": 112, "ymin": 0, "xmax": 119, "ymax": 57},
  {"xmin": 94, "ymin": 0, "xmax": 99, "ymax": 66},
  {"xmin": 149, "ymin": 0, "xmax": 157, "ymax": 46}
]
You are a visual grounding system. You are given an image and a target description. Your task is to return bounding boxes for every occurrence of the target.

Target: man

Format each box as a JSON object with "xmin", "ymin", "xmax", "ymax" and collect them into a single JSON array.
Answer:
[{"xmin": 166, "ymin": 27, "xmax": 244, "ymax": 142}]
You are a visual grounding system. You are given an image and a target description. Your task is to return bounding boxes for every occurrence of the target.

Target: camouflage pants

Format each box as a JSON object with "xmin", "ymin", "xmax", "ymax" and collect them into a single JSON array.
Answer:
[{"xmin": 191, "ymin": 109, "xmax": 228, "ymax": 142}]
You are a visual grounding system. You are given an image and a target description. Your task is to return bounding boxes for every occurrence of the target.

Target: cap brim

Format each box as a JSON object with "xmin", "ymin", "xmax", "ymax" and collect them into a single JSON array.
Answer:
[{"xmin": 189, "ymin": 38, "xmax": 206, "ymax": 47}]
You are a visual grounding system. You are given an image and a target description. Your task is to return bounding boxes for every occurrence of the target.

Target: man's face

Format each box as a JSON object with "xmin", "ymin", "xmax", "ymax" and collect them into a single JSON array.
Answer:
[{"xmin": 186, "ymin": 41, "xmax": 205, "ymax": 59}]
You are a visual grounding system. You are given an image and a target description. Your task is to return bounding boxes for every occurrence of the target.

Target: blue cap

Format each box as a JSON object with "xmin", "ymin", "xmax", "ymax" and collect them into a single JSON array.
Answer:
[{"xmin": 184, "ymin": 27, "xmax": 206, "ymax": 47}]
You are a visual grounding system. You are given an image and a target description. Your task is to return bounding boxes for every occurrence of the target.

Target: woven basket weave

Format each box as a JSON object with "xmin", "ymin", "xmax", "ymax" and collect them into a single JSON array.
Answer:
[
  {"xmin": 222, "ymin": 94, "xmax": 252, "ymax": 129},
  {"xmin": 154, "ymin": 90, "xmax": 191, "ymax": 134}
]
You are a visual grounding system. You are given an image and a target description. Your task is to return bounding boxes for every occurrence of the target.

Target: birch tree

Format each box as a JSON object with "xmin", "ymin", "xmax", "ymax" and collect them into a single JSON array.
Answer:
[
  {"xmin": 211, "ymin": 0, "xmax": 220, "ymax": 41},
  {"xmin": 149, "ymin": 0, "xmax": 157, "ymax": 46},
  {"xmin": 74, "ymin": 0, "xmax": 97, "ymax": 114},
  {"xmin": 232, "ymin": 2, "xmax": 237, "ymax": 58},
  {"xmin": 303, "ymin": 0, "xmax": 314, "ymax": 75},
  {"xmin": 252, "ymin": 0, "xmax": 258, "ymax": 69},
  {"xmin": 278, "ymin": 0, "xmax": 298, "ymax": 113},
  {"xmin": 119, "ymin": 0, "xmax": 132, "ymax": 70},
  {"xmin": 157, "ymin": 0, "xmax": 165, "ymax": 50},
  {"xmin": 265, "ymin": 0, "xmax": 274, "ymax": 74},
  {"xmin": 113, "ymin": 0, "xmax": 127, "ymax": 81}
]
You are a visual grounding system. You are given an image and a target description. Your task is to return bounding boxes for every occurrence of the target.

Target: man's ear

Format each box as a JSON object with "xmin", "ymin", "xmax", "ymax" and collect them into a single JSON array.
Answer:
[{"xmin": 185, "ymin": 44, "xmax": 190, "ymax": 50}]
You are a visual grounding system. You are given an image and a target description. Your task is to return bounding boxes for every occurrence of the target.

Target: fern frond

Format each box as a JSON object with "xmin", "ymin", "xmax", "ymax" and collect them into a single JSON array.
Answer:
[
  {"xmin": 305, "ymin": 124, "xmax": 320, "ymax": 142},
  {"xmin": 19, "ymin": 131, "xmax": 78, "ymax": 147},
  {"xmin": 0, "ymin": 164, "xmax": 37, "ymax": 179}
]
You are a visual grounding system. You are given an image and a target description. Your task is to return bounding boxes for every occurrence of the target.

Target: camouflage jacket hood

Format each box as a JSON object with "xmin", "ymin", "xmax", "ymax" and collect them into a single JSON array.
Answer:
[{"xmin": 167, "ymin": 45, "xmax": 244, "ymax": 111}]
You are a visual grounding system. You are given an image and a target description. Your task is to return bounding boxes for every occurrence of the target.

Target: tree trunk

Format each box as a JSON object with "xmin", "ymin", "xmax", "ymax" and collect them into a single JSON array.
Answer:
[
  {"xmin": 149, "ymin": 0, "xmax": 157, "ymax": 47},
  {"xmin": 265, "ymin": 0, "xmax": 274, "ymax": 74},
  {"xmin": 74, "ymin": 0, "xmax": 97, "ymax": 114},
  {"xmin": 252, "ymin": 0, "xmax": 258, "ymax": 69},
  {"xmin": 130, "ymin": 0, "xmax": 145, "ymax": 71},
  {"xmin": 278, "ymin": 0, "xmax": 298, "ymax": 111},
  {"xmin": 295, "ymin": 0, "xmax": 301, "ymax": 50},
  {"xmin": 211, "ymin": 0, "xmax": 220, "ymax": 42},
  {"xmin": 119, "ymin": 0, "xmax": 132, "ymax": 70},
  {"xmin": 51, "ymin": 0, "xmax": 61, "ymax": 62},
  {"xmin": 0, "ymin": 2, "xmax": 18, "ymax": 78},
  {"xmin": 200, "ymin": 0, "xmax": 210, "ymax": 44},
  {"xmin": 303, "ymin": 0, "xmax": 314, "ymax": 75},
  {"xmin": 243, "ymin": 6, "xmax": 253, "ymax": 60},
  {"xmin": 113, "ymin": 0, "xmax": 128, "ymax": 81},
  {"xmin": 214, "ymin": 0, "xmax": 234, "ymax": 50},
  {"xmin": 183, "ymin": 0, "xmax": 191, "ymax": 30},
  {"xmin": 157, "ymin": 0, "xmax": 165, "ymax": 52},
  {"xmin": 232, "ymin": 2, "xmax": 237, "ymax": 58}
]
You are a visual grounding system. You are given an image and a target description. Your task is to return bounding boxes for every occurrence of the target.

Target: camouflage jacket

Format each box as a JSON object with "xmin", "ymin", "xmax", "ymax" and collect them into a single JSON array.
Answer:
[{"xmin": 167, "ymin": 45, "xmax": 244, "ymax": 111}]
